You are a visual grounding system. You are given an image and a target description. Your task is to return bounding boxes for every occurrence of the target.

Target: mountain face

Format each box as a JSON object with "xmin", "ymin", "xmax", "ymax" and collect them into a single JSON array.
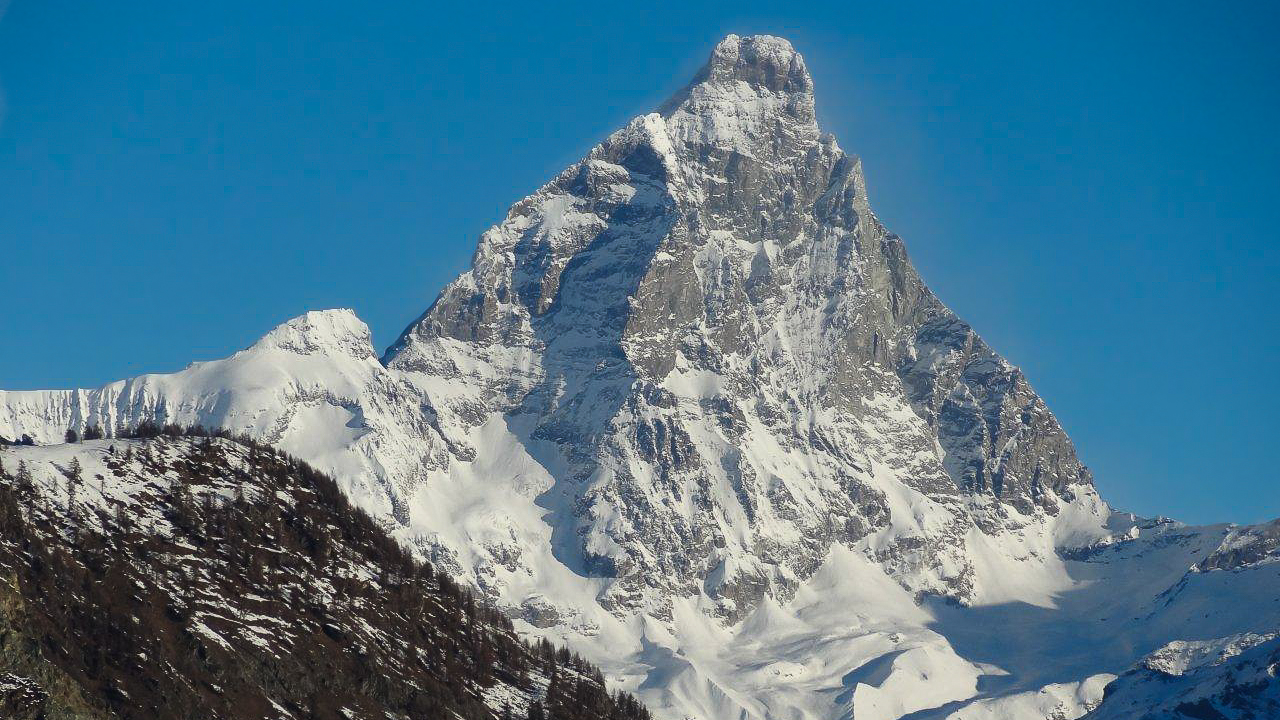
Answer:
[
  {"xmin": 2, "ymin": 34, "xmax": 1278, "ymax": 720},
  {"xmin": 1082, "ymin": 632, "xmax": 1280, "ymax": 719},
  {"xmin": 0, "ymin": 434, "xmax": 651, "ymax": 720},
  {"xmin": 384, "ymin": 32, "xmax": 1095, "ymax": 618}
]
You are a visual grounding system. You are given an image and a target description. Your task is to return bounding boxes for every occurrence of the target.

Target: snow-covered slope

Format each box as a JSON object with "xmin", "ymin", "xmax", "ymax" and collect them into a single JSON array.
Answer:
[
  {"xmin": 1082, "ymin": 632, "xmax": 1280, "ymax": 719},
  {"xmin": 0, "ymin": 309, "xmax": 449, "ymax": 523},
  {"xmin": 3, "ymin": 34, "xmax": 1277, "ymax": 720},
  {"xmin": 0, "ymin": 437, "xmax": 652, "ymax": 720}
]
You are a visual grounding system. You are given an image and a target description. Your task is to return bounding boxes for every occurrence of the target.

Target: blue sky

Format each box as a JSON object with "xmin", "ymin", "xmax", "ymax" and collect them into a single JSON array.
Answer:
[{"xmin": 1, "ymin": 2, "xmax": 1276, "ymax": 524}]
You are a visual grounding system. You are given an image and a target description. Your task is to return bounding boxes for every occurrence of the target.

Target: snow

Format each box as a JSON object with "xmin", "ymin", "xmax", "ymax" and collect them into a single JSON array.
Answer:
[
  {"xmin": 1142, "ymin": 632, "xmax": 1277, "ymax": 676},
  {"xmin": 1084, "ymin": 632, "xmax": 1280, "ymax": 719}
]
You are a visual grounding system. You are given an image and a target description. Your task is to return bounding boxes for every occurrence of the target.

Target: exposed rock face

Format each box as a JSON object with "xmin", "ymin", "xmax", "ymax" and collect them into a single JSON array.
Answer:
[
  {"xmin": 1194, "ymin": 518, "xmax": 1280, "ymax": 572},
  {"xmin": 385, "ymin": 34, "xmax": 1093, "ymax": 617}
]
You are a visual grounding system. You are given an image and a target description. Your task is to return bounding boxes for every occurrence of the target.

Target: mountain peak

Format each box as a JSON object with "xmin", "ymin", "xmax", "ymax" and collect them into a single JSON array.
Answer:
[
  {"xmin": 659, "ymin": 34, "xmax": 815, "ymax": 127},
  {"xmin": 249, "ymin": 308, "xmax": 375, "ymax": 359},
  {"xmin": 704, "ymin": 34, "xmax": 812, "ymax": 95}
]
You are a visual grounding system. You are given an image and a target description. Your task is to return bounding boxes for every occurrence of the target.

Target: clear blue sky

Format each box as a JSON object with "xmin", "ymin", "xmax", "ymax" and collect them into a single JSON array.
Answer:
[{"xmin": 2, "ymin": 2, "xmax": 1276, "ymax": 524}]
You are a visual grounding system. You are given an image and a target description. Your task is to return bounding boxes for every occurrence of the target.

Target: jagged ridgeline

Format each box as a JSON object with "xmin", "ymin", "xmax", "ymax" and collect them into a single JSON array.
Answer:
[{"xmin": 0, "ymin": 431, "xmax": 652, "ymax": 720}]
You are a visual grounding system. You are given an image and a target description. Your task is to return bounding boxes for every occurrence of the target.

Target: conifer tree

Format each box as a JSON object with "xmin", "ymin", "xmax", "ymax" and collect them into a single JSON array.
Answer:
[
  {"xmin": 66, "ymin": 457, "xmax": 83, "ymax": 512},
  {"xmin": 15, "ymin": 461, "xmax": 33, "ymax": 494}
]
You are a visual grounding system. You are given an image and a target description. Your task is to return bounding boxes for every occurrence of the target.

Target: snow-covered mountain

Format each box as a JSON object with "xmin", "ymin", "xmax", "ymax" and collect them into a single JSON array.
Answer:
[
  {"xmin": 3, "ymin": 34, "xmax": 1277, "ymax": 720},
  {"xmin": 1081, "ymin": 631, "xmax": 1280, "ymax": 719}
]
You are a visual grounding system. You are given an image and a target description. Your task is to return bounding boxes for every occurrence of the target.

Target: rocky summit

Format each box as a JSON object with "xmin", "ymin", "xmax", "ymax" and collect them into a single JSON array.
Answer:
[{"xmin": 2, "ymin": 35, "xmax": 1278, "ymax": 720}]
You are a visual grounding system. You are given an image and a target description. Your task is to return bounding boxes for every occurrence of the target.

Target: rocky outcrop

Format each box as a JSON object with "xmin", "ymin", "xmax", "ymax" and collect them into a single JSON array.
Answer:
[{"xmin": 1083, "ymin": 633, "xmax": 1280, "ymax": 719}]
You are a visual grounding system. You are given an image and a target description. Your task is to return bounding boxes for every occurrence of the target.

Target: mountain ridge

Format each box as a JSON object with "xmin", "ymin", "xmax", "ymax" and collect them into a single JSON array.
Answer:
[{"xmin": 3, "ymin": 34, "xmax": 1277, "ymax": 720}]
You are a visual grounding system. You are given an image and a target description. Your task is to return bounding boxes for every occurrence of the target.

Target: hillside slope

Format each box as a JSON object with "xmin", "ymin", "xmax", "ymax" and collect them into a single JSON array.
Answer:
[
  {"xmin": 1082, "ymin": 632, "xmax": 1280, "ymax": 720},
  {"xmin": 0, "ymin": 433, "xmax": 650, "ymax": 720}
]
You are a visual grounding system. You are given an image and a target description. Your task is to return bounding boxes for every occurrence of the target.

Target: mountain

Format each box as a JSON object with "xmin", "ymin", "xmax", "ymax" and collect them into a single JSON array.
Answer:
[
  {"xmin": 2, "ymin": 34, "xmax": 1278, "ymax": 720},
  {"xmin": 0, "ymin": 432, "xmax": 651, "ymax": 720},
  {"xmin": 1082, "ymin": 632, "xmax": 1280, "ymax": 719}
]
